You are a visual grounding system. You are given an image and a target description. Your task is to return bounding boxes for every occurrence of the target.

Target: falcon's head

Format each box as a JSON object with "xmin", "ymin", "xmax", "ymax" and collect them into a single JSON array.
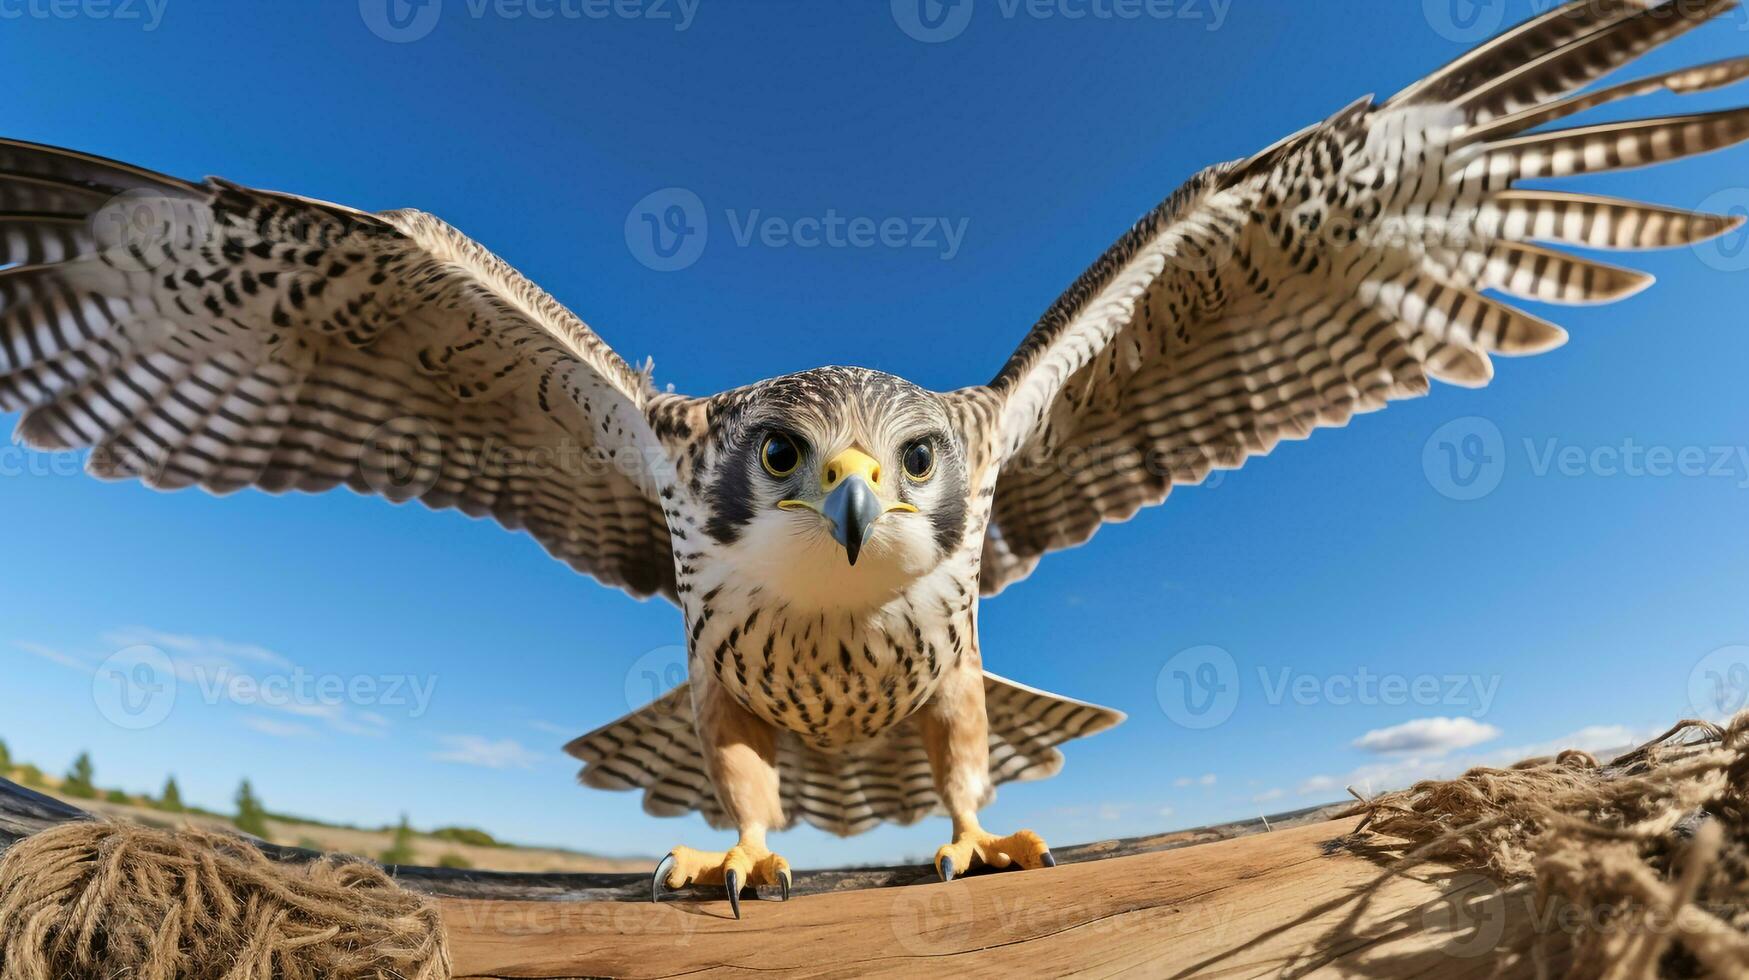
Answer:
[{"xmin": 701, "ymin": 367, "xmax": 971, "ymax": 608}]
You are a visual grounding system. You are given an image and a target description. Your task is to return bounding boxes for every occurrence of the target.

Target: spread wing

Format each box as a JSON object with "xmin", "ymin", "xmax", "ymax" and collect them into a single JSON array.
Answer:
[
  {"xmin": 963, "ymin": 0, "xmax": 1749, "ymax": 597},
  {"xmin": 0, "ymin": 139, "xmax": 681, "ymax": 600}
]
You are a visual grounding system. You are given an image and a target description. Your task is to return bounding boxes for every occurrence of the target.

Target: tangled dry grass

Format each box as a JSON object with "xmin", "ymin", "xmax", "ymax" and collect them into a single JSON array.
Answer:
[
  {"xmin": 1348, "ymin": 714, "xmax": 1749, "ymax": 979},
  {"xmin": 0, "ymin": 820, "xmax": 448, "ymax": 980}
]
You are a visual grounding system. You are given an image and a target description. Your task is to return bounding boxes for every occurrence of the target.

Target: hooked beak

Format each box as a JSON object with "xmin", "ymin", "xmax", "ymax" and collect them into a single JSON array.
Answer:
[{"xmin": 779, "ymin": 447, "xmax": 916, "ymax": 566}]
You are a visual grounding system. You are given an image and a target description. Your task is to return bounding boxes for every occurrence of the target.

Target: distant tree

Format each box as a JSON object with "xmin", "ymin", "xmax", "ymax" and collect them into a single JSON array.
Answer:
[
  {"xmin": 437, "ymin": 853, "xmax": 472, "ymax": 870},
  {"xmin": 379, "ymin": 813, "xmax": 416, "ymax": 865},
  {"xmin": 158, "ymin": 776, "xmax": 184, "ymax": 813},
  {"xmin": 432, "ymin": 826, "xmax": 499, "ymax": 848},
  {"xmin": 63, "ymin": 752, "xmax": 97, "ymax": 799},
  {"xmin": 105, "ymin": 789, "xmax": 131, "ymax": 805},
  {"xmin": 18, "ymin": 764, "xmax": 43, "ymax": 787},
  {"xmin": 233, "ymin": 780, "xmax": 270, "ymax": 837},
  {"xmin": 0, "ymin": 738, "xmax": 11, "ymax": 772}
]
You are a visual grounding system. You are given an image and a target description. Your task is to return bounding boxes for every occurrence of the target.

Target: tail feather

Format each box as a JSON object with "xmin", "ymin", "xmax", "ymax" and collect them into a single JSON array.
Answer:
[{"xmin": 565, "ymin": 673, "xmax": 1123, "ymax": 837}]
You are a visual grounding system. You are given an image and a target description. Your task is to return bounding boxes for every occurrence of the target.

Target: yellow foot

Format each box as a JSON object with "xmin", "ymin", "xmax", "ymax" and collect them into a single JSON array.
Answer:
[
  {"xmin": 933, "ymin": 828, "xmax": 1055, "ymax": 882},
  {"xmin": 652, "ymin": 843, "xmax": 792, "ymax": 918}
]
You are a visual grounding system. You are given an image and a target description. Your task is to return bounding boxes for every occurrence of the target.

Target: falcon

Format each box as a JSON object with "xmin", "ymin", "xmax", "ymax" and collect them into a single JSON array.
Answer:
[{"xmin": 4, "ymin": 0, "xmax": 1747, "ymax": 917}]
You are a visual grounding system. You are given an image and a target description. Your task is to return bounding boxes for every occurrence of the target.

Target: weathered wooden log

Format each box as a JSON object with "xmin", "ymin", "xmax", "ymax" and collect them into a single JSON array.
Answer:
[
  {"xmin": 0, "ymin": 777, "xmax": 1344, "ymax": 902},
  {"xmin": 1, "ymin": 777, "xmax": 1540, "ymax": 977}
]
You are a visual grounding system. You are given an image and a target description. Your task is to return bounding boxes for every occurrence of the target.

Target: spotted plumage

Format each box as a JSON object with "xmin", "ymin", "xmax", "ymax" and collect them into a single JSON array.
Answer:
[{"xmin": 5, "ymin": 0, "xmax": 1748, "ymax": 913}]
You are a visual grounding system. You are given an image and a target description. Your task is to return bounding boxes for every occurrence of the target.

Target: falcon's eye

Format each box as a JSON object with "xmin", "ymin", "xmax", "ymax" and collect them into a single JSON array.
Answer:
[
  {"xmin": 761, "ymin": 433, "xmax": 802, "ymax": 478},
  {"xmin": 901, "ymin": 441, "xmax": 935, "ymax": 482}
]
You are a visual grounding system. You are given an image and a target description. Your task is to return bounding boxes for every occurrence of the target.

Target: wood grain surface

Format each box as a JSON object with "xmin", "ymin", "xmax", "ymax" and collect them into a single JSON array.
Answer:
[{"xmin": 2, "ymin": 778, "xmax": 1546, "ymax": 978}]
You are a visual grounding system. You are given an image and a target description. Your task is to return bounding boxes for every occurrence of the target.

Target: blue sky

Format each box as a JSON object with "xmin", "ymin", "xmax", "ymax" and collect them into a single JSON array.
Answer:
[{"xmin": 3, "ymin": 0, "xmax": 1749, "ymax": 867}]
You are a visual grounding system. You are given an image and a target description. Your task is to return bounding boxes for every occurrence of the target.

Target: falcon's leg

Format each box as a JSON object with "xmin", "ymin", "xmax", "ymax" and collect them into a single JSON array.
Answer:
[
  {"xmin": 921, "ymin": 657, "xmax": 1055, "ymax": 882},
  {"xmin": 652, "ymin": 672, "xmax": 791, "ymax": 918}
]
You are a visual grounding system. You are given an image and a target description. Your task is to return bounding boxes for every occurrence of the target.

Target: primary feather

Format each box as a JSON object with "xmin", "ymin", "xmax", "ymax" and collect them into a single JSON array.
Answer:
[
  {"xmin": 3, "ymin": 0, "xmax": 1746, "ymax": 841},
  {"xmin": 965, "ymin": 0, "xmax": 1749, "ymax": 598}
]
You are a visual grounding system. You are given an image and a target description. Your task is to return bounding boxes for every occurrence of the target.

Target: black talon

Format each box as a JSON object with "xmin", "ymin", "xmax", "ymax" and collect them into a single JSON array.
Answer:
[
  {"xmin": 726, "ymin": 869, "xmax": 742, "ymax": 919},
  {"xmin": 651, "ymin": 854, "xmax": 675, "ymax": 904},
  {"xmin": 938, "ymin": 856, "xmax": 955, "ymax": 883},
  {"xmin": 779, "ymin": 869, "xmax": 792, "ymax": 902},
  {"xmin": 1041, "ymin": 851, "xmax": 1057, "ymax": 868}
]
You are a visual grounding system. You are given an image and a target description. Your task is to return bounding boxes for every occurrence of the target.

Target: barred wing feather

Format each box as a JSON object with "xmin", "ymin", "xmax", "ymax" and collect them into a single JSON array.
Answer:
[
  {"xmin": 968, "ymin": 0, "xmax": 1749, "ymax": 597},
  {"xmin": 0, "ymin": 139, "xmax": 679, "ymax": 600}
]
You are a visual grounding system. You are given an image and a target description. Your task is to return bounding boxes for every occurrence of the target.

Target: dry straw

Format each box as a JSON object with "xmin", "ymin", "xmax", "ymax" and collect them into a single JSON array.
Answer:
[
  {"xmin": 1, "ymin": 714, "xmax": 1744, "ymax": 978},
  {"xmin": 1347, "ymin": 713, "xmax": 1749, "ymax": 978},
  {"xmin": 0, "ymin": 820, "xmax": 449, "ymax": 980}
]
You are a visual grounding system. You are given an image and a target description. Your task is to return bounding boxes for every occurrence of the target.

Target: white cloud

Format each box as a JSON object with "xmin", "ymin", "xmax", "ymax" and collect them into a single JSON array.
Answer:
[
  {"xmin": 14, "ymin": 641, "xmax": 92, "ymax": 673},
  {"xmin": 1344, "ymin": 723, "xmax": 1656, "ymax": 799},
  {"xmin": 22, "ymin": 627, "xmax": 416, "ymax": 740},
  {"xmin": 1353, "ymin": 717, "xmax": 1501, "ymax": 755},
  {"xmin": 1041, "ymin": 801, "xmax": 1137, "ymax": 822},
  {"xmin": 104, "ymin": 627, "xmax": 292, "ymax": 670},
  {"xmin": 87, "ymin": 626, "xmax": 398, "ymax": 737},
  {"xmin": 243, "ymin": 717, "xmax": 316, "ymax": 738},
  {"xmin": 1253, "ymin": 788, "xmax": 1286, "ymax": 804},
  {"xmin": 1173, "ymin": 773, "xmax": 1218, "ymax": 788},
  {"xmin": 528, "ymin": 720, "xmax": 572, "ymax": 737},
  {"xmin": 267, "ymin": 702, "xmax": 389, "ymax": 737},
  {"xmin": 1297, "ymin": 775, "xmax": 1340, "ymax": 797},
  {"xmin": 432, "ymin": 736, "xmax": 541, "ymax": 770},
  {"xmin": 1510, "ymin": 725, "xmax": 1638, "ymax": 757}
]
